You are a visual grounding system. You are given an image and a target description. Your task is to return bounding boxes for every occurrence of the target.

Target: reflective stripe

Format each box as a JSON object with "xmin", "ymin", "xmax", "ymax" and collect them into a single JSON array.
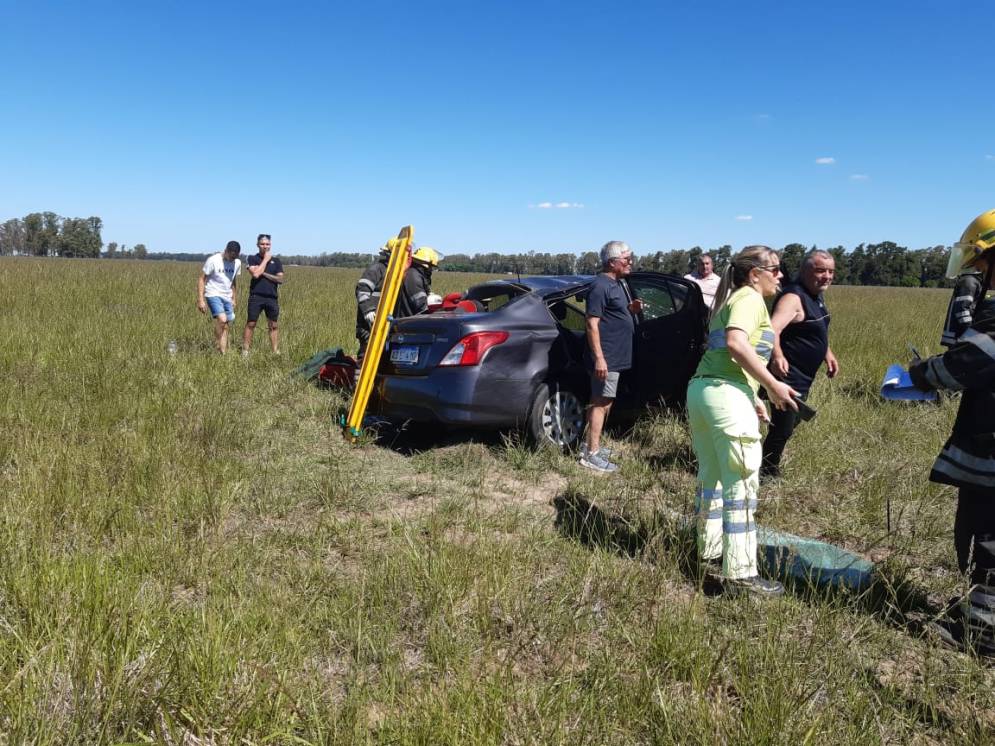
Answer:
[
  {"xmin": 956, "ymin": 311, "xmax": 973, "ymax": 320},
  {"xmin": 357, "ymin": 278, "xmax": 375, "ymax": 291},
  {"xmin": 723, "ymin": 520, "xmax": 756, "ymax": 534},
  {"xmin": 964, "ymin": 604, "xmax": 995, "ymax": 628},
  {"xmin": 933, "ymin": 455, "xmax": 995, "ymax": 489},
  {"xmin": 695, "ymin": 487, "xmax": 722, "ymax": 519},
  {"xmin": 961, "ymin": 328, "xmax": 995, "ymax": 362},
  {"xmin": 954, "ymin": 295, "xmax": 976, "ymax": 303},
  {"xmin": 969, "ymin": 586, "xmax": 995, "ymax": 609},
  {"xmin": 411, "ymin": 291, "xmax": 427, "ymax": 302},
  {"xmin": 725, "ymin": 498, "xmax": 758, "ymax": 511},
  {"xmin": 357, "ymin": 292, "xmax": 372, "ymax": 302},
  {"xmin": 941, "ymin": 332, "xmax": 958, "ymax": 345},
  {"xmin": 942, "ymin": 442, "xmax": 995, "ymax": 475}
]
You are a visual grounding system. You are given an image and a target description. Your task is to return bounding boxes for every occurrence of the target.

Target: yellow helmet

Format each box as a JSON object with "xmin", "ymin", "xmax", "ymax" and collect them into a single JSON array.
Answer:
[
  {"xmin": 412, "ymin": 246, "xmax": 440, "ymax": 267},
  {"xmin": 947, "ymin": 209, "xmax": 995, "ymax": 278}
]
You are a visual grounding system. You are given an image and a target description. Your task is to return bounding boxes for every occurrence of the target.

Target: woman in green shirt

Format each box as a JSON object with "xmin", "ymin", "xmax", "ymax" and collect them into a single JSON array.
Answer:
[{"xmin": 687, "ymin": 245, "xmax": 798, "ymax": 597}]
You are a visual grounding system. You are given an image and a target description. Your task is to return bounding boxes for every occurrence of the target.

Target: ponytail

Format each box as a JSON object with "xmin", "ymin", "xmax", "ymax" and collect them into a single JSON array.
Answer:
[
  {"xmin": 709, "ymin": 263, "xmax": 736, "ymax": 321},
  {"xmin": 708, "ymin": 245, "xmax": 777, "ymax": 321}
]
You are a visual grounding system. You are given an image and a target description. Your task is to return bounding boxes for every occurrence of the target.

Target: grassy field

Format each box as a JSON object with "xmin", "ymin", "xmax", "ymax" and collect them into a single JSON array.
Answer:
[{"xmin": 1, "ymin": 256, "xmax": 993, "ymax": 744}]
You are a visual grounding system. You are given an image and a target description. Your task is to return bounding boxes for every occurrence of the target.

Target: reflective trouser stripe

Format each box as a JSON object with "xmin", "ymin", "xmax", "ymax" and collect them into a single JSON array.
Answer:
[
  {"xmin": 695, "ymin": 486, "xmax": 723, "ymax": 560},
  {"xmin": 687, "ymin": 377, "xmax": 762, "ymax": 579}
]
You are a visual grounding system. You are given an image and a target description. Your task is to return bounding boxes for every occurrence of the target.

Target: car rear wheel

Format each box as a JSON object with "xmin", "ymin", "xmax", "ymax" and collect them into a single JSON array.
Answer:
[{"xmin": 527, "ymin": 382, "xmax": 585, "ymax": 451}]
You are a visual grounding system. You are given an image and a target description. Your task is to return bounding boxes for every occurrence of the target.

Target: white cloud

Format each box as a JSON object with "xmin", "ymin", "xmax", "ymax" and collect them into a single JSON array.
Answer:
[
  {"xmin": 735, "ymin": 215, "xmax": 753, "ymax": 221},
  {"xmin": 849, "ymin": 173, "xmax": 869, "ymax": 181},
  {"xmin": 753, "ymin": 113, "xmax": 771, "ymax": 123},
  {"xmin": 531, "ymin": 201, "xmax": 583, "ymax": 209},
  {"xmin": 987, "ymin": 154, "xmax": 995, "ymax": 161},
  {"xmin": 815, "ymin": 157, "xmax": 836, "ymax": 165}
]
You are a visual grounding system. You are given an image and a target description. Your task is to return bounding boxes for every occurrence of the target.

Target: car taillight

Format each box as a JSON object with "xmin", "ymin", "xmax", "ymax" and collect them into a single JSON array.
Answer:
[{"xmin": 438, "ymin": 331, "xmax": 509, "ymax": 366}]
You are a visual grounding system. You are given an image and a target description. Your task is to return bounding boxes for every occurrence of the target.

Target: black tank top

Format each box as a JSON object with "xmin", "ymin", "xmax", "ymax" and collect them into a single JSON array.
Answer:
[{"xmin": 777, "ymin": 282, "xmax": 830, "ymax": 393}]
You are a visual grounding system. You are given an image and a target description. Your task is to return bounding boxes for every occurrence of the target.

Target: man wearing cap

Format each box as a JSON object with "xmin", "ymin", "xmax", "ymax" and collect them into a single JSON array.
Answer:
[
  {"xmin": 580, "ymin": 241, "xmax": 643, "ymax": 473},
  {"xmin": 197, "ymin": 240, "xmax": 242, "ymax": 354},
  {"xmin": 242, "ymin": 233, "xmax": 285, "ymax": 355}
]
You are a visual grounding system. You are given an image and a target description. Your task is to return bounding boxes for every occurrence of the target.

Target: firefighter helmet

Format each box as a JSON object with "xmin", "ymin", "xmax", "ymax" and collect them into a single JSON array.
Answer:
[
  {"xmin": 947, "ymin": 209, "xmax": 995, "ymax": 278},
  {"xmin": 412, "ymin": 246, "xmax": 440, "ymax": 267}
]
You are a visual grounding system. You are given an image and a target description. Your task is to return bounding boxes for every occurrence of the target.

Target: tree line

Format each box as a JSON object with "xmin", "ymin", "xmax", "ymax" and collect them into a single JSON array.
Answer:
[
  {"xmin": 0, "ymin": 213, "xmax": 149, "ymax": 259},
  {"xmin": 0, "ymin": 213, "xmax": 959, "ymax": 287}
]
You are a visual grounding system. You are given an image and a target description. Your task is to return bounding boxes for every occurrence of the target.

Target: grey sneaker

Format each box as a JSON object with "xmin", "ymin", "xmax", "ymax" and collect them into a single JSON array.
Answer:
[
  {"xmin": 723, "ymin": 575, "xmax": 784, "ymax": 598},
  {"xmin": 580, "ymin": 443, "xmax": 614, "ymax": 459},
  {"xmin": 579, "ymin": 450, "xmax": 619, "ymax": 473}
]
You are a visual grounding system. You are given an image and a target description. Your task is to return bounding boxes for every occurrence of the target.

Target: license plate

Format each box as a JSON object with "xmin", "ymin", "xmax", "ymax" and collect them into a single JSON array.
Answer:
[{"xmin": 390, "ymin": 345, "xmax": 418, "ymax": 364}]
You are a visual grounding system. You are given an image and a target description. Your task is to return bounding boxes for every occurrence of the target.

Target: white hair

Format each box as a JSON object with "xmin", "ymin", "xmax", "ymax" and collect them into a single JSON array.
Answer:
[{"xmin": 599, "ymin": 240, "xmax": 631, "ymax": 268}]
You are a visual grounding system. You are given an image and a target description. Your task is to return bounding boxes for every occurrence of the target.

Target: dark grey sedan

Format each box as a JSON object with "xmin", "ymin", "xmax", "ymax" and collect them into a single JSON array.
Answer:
[{"xmin": 371, "ymin": 272, "xmax": 708, "ymax": 449}]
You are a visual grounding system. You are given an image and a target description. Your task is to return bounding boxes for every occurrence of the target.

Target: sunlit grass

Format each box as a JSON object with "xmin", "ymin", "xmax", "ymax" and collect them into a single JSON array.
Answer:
[{"xmin": 0, "ymin": 257, "xmax": 991, "ymax": 744}]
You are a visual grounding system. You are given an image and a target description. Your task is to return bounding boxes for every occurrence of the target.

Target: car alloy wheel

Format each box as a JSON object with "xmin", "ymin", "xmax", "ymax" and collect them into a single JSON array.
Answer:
[{"xmin": 539, "ymin": 386, "xmax": 584, "ymax": 449}]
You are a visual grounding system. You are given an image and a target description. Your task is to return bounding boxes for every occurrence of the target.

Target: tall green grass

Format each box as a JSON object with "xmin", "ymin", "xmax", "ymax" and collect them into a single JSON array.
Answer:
[{"xmin": 0, "ymin": 257, "xmax": 991, "ymax": 744}]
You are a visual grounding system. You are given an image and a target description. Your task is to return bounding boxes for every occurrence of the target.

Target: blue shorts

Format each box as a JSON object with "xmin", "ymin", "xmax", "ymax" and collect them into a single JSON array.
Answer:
[{"xmin": 206, "ymin": 296, "xmax": 234, "ymax": 321}]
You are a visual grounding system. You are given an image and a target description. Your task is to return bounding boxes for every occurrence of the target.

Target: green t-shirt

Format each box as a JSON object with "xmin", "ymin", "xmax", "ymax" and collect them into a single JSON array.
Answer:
[{"xmin": 693, "ymin": 286, "xmax": 775, "ymax": 396}]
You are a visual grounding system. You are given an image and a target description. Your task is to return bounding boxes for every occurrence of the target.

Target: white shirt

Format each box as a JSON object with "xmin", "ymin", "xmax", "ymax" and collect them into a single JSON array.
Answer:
[
  {"xmin": 684, "ymin": 272, "xmax": 721, "ymax": 308},
  {"xmin": 202, "ymin": 253, "xmax": 241, "ymax": 300}
]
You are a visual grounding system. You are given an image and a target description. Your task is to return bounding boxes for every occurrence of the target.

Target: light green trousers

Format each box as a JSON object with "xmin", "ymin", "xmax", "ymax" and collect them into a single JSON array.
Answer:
[{"xmin": 687, "ymin": 377, "xmax": 762, "ymax": 580}]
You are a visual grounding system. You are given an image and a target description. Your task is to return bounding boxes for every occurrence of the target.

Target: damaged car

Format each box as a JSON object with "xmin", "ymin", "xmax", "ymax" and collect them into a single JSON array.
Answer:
[{"xmin": 370, "ymin": 272, "xmax": 708, "ymax": 449}]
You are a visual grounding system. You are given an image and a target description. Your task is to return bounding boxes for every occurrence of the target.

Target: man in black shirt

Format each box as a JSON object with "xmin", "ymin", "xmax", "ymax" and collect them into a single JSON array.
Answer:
[
  {"xmin": 761, "ymin": 250, "xmax": 838, "ymax": 479},
  {"xmin": 579, "ymin": 240, "xmax": 643, "ymax": 473},
  {"xmin": 242, "ymin": 233, "xmax": 285, "ymax": 355}
]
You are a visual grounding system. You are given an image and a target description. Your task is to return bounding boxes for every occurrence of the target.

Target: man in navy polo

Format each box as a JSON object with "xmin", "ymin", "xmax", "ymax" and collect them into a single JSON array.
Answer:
[
  {"xmin": 579, "ymin": 240, "xmax": 644, "ymax": 473},
  {"xmin": 242, "ymin": 233, "xmax": 285, "ymax": 355}
]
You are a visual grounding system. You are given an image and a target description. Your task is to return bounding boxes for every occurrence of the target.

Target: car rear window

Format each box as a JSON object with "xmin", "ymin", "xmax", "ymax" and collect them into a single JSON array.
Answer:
[{"xmin": 463, "ymin": 285, "xmax": 527, "ymax": 312}]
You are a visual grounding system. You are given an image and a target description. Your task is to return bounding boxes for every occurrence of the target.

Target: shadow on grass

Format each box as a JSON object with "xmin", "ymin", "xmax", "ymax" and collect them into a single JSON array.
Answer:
[
  {"xmin": 370, "ymin": 420, "xmax": 506, "ymax": 456},
  {"xmin": 643, "ymin": 442, "xmax": 696, "ymax": 474},
  {"xmin": 552, "ymin": 489, "xmax": 723, "ymax": 596},
  {"xmin": 553, "ymin": 488, "xmax": 941, "ymax": 619}
]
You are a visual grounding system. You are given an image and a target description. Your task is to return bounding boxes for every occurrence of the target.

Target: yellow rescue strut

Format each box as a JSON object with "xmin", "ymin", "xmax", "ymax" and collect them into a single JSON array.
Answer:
[{"xmin": 343, "ymin": 225, "xmax": 414, "ymax": 441}]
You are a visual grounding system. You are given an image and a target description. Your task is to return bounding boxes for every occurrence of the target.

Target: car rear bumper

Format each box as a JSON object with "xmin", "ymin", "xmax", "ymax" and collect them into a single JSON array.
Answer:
[{"xmin": 373, "ymin": 369, "xmax": 534, "ymax": 427}]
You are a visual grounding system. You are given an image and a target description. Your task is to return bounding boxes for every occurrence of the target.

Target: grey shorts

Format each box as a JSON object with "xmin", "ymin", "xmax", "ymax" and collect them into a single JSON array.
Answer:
[{"xmin": 590, "ymin": 370, "xmax": 620, "ymax": 399}]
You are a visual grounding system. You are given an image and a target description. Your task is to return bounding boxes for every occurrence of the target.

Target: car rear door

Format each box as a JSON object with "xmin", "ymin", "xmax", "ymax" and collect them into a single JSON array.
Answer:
[{"xmin": 625, "ymin": 272, "xmax": 708, "ymax": 407}]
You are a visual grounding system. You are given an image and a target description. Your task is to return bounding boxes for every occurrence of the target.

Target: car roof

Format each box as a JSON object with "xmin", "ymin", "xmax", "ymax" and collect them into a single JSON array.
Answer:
[{"xmin": 485, "ymin": 274, "xmax": 594, "ymax": 298}]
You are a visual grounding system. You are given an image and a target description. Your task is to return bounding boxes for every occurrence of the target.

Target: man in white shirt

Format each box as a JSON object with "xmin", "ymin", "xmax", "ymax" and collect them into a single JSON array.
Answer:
[
  {"xmin": 197, "ymin": 240, "xmax": 242, "ymax": 353},
  {"xmin": 684, "ymin": 254, "xmax": 721, "ymax": 310}
]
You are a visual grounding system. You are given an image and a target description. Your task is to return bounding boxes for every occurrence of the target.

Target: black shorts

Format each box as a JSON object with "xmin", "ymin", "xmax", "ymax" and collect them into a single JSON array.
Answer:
[{"xmin": 247, "ymin": 296, "xmax": 280, "ymax": 322}]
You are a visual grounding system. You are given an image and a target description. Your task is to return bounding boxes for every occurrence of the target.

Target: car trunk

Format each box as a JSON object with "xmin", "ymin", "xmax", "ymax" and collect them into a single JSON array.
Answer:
[{"xmin": 380, "ymin": 311, "xmax": 483, "ymax": 375}]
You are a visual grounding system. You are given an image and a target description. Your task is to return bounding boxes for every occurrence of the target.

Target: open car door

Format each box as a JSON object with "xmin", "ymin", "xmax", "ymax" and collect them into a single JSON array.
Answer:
[{"xmin": 622, "ymin": 272, "xmax": 708, "ymax": 409}]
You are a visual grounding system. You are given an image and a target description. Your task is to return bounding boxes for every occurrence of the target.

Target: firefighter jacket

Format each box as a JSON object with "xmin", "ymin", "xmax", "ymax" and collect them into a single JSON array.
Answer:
[
  {"xmin": 940, "ymin": 272, "xmax": 984, "ymax": 347},
  {"xmin": 911, "ymin": 306, "xmax": 995, "ymax": 489},
  {"xmin": 355, "ymin": 259, "xmax": 431, "ymax": 342},
  {"xmin": 355, "ymin": 257, "xmax": 388, "ymax": 341}
]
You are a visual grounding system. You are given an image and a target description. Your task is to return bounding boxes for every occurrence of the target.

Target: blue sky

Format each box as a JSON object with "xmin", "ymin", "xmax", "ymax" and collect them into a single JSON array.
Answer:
[{"xmin": 2, "ymin": 0, "xmax": 993, "ymax": 255}]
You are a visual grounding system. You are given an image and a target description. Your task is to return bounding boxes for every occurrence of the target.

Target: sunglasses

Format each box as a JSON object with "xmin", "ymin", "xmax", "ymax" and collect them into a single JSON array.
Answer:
[
  {"xmin": 757, "ymin": 263, "xmax": 783, "ymax": 274},
  {"xmin": 614, "ymin": 255, "xmax": 634, "ymax": 265}
]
